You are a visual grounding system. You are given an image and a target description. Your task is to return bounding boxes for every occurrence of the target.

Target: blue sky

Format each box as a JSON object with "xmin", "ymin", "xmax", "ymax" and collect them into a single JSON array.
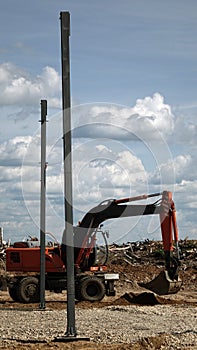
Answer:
[
  {"xmin": 0, "ymin": 0, "xmax": 197, "ymax": 243},
  {"xmin": 1, "ymin": 0, "xmax": 197, "ymax": 105}
]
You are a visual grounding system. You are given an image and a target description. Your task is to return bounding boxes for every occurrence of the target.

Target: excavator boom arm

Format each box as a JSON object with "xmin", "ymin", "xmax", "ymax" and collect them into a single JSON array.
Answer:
[
  {"xmin": 67, "ymin": 190, "xmax": 182, "ymax": 295},
  {"xmin": 73, "ymin": 191, "xmax": 180, "ymax": 273}
]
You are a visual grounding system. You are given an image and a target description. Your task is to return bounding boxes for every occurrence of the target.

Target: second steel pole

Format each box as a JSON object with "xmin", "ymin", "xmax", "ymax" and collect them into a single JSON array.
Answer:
[{"xmin": 39, "ymin": 99, "xmax": 47, "ymax": 309}]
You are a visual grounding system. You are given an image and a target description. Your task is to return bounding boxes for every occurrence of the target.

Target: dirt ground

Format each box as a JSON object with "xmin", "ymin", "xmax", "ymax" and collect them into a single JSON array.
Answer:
[{"xmin": 0, "ymin": 240, "xmax": 196, "ymax": 349}]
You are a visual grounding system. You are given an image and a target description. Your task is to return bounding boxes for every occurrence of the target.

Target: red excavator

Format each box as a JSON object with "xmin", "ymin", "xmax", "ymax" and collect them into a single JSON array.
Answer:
[{"xmin": 4, "ymin": 190, "xmax": 182, "ymax": 303}]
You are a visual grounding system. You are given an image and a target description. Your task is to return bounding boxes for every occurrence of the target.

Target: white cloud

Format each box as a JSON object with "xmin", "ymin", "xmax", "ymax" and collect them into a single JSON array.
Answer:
[
  {"xmin": 0, "ymin": 131, "xmax": 148, "ymax": 240},
  {"xmin": 0, "ymin": 87, "xmax": 196, "ymax": 242},
  {"xmin": 95, "ymin": 144, "xmax": 113, "ymax": 154},
  {"xmin": 150, "ymin": 154, "xmax": 196, "ymax": 185},
  {"xmin": 173, "ymin": 115, "xmax": 197, "ymax": 146},
  {"xmin": 173, "ymin": 180, "xmax": 197, "ymax": 240},
  {"xmin": 173, "ymin": 155, "xmax": 195, "ymax": 182},
  {"xmin": 73, "ymin": 93, "xmax": 175, "ymax": 142},
  {"xmin": 0, "ymin": 167, "xmax": 21, "ymax": 182},
  {"xmin": 71, "ymin": 142, "xmax": 148, "ymax": 216},
  {"xmin": 0, "ymin": 63, "xmax": 61, "ymax": 107},
  {"xmin": 132, "ymin": 93, "xmax": 174, "ymax": 133},
  {"xmin": 0, "ymin": 136, "xmax": 39, "ymax": 166}
]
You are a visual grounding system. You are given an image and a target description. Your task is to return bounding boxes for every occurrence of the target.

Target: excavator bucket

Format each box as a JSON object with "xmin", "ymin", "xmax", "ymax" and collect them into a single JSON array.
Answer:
[{"xmin": 139, "ymin": 270, "xmax": 182, "ymax": 295}]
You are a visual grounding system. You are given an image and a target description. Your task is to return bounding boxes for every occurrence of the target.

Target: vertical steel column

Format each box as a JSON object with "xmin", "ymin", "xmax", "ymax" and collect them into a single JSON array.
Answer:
[
  {"xmin": 39, "ymin": 99, "xmax": 47, "ymax": 310},
  {"xmin": 54, "ymin": 11, "xmax": 89, "ymax": 343},
  {"xmin": 0, "ymin": 227, "xmax": 3, "ymax": 246},
  {"xmin": 60, "ymin": 11, "xmax": 76, "ymax": 337}
]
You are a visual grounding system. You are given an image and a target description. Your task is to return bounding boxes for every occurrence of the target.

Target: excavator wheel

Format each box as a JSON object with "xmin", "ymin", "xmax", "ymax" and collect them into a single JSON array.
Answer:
[
  {"xmin": 76, "ymin": 276, "xmax": 105, "ymax": 302},
  {"xmin": 17, "ymin": 277, "xmax": 40, "ymax": 303}
]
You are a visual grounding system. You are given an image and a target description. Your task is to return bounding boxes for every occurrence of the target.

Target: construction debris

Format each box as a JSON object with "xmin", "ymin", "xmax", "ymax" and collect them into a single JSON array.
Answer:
[{"xmin": 108, "ymin": 239, "xmax": 197, "ymax": 269}]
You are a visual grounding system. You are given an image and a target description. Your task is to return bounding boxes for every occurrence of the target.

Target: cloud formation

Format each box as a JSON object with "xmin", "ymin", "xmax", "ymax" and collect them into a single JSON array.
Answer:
[
  {"xmin": 0, "ymin": 69, "xmax": 196, "ymax": 241},
  {"xmin": 73, "ymin": 93, "xmax": 175, "ymax": 142},
  {"xmin": 0, "ymin": 63, "xmax": 61, "ymax": 107},
  {"xmin": 150, "ymin": 154, "xmax": 196, "ymax": 185}
]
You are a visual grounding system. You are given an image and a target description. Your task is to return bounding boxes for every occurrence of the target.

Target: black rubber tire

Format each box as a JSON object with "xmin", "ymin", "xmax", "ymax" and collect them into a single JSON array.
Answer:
[
  {"xmin": 78, "ymin": 276, "xmax": 105, "ymax": 302},
  {"xmin": 17, "ymin": 277, "xmax": 39, "ymax": 303},
  {"xmin": 8, "ymin": 285, "xmax": 20, "ymax": 302},
  {"xmin": 75, "ymin": 288, "xmax": 81, "ymax": 301}
]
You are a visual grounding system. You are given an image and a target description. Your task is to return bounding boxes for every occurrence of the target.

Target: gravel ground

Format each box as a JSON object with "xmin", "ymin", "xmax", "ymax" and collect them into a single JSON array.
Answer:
[
  {"xmin": 0, "ymin": 243, "xmax": 196, "ymax": 349},
  {"xmin": 0, "ymin": 304, "xmax": 196, "ymax": 349}
]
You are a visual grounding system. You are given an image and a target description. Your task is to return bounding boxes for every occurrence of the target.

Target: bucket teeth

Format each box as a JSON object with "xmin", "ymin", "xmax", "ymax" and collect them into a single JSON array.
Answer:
[{"xmin": 139, "ymin": 270, "xmax": 182, "ymax": 295}]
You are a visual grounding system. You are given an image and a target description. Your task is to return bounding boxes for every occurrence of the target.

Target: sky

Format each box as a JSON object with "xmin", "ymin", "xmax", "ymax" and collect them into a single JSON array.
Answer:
[{"xmin": 0, "ymin": 0, "xmax": 197, "ymax": 245}]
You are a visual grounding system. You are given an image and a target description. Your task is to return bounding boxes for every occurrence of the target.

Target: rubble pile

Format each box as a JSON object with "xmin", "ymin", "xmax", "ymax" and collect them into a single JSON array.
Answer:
[
  {"xmin": 108, "ymin": 239, "xmax": 197, "ymax": 268},
  {"xmin": 107, "ymin": 239, "xmax": 197, "ymax": 296}
]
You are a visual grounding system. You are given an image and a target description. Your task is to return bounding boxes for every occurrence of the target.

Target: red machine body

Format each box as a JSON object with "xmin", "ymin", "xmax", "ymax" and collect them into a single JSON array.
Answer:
[
  {"xmin": 4, "ymin": 190, "xmax": 181, "ymax": 303},
  {"xmin": 6, "ymin": 246, "xmax": 65, "ymax": 273}
]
